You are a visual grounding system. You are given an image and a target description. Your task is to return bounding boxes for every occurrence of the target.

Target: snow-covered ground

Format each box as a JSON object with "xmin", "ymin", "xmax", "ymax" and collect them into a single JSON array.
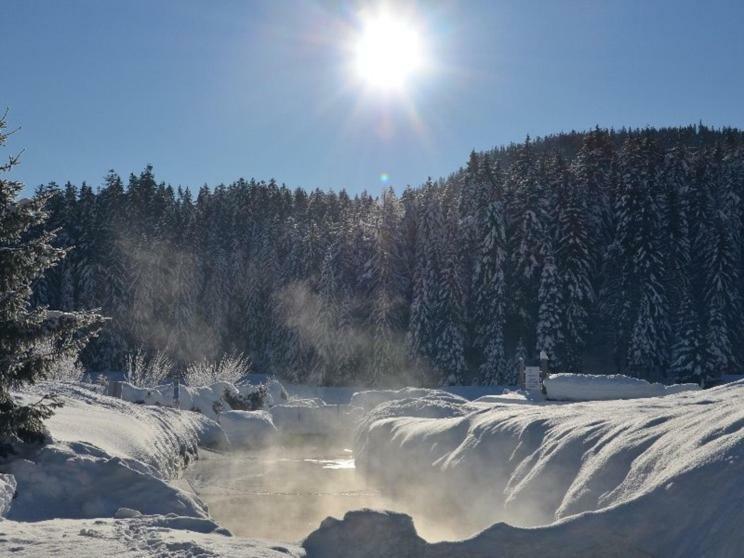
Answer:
[
  {"xmin": 2, "ymin": 376, "xmax": 740, "ymax": 557},
  {"xmin": 348, "ymin": 381, "xmax": 744, "ymax": 556},
  {"xmin": 544, "ymin": 372, "xmax": 700, "ymax": 401},
  {"xmin": 0, "ymin": 515, "xmax": 303, "ymax": 557},
  {"xmin": 0, "ymin": 382, "xmax": 303, "ymax": 557}
]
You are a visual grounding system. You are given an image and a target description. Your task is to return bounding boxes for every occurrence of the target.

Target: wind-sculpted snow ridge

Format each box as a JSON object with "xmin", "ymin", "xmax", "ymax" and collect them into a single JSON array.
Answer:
[
  {"xmin": 347, "ymin": 382, "xmax": 744, "ymax": 557},
  {"xmin": 4, "ymin": 382, "xmax": 227, "ymax": 521}
]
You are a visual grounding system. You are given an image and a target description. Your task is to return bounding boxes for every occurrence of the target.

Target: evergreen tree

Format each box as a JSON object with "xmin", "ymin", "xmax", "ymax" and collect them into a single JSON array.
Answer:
[
  {"xmin": 536, "ymin": 243, "xmax": 562, "ymax": 365},
  {"xmin": 472, "ymin": 201, "xmax": 508, "ymax": 384},
  {"xmin": 0, "ymin": 115, "xmax": 103, "ymax": 450}
]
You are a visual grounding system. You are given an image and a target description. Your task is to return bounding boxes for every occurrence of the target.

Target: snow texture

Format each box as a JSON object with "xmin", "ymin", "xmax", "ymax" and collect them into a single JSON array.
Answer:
[
  {"xmin": 0, "ymin": 515, "xmax": 304, "ymax": 557},
  {"xmin": 270, "ymin": 403, "xmax": 362, "ymax": 438},
  {"xmin": 119, "ymin": 379, "xmax": 285, "ymax": 420},
  {"xmin": 218, "ymin": 410, "xmax": 277, "ymax": 449},
  {"xmin": 544, "ymin": 372, "xmax": 700, "ymax": 401},
  {"xmin": 5, "ymin": 383, "xmax": 226, "ymax": 521},
  {"xmin": 350, "ymin": 381, "xmax": 744, "ymax": 557},
  {"xmin": 350, "ymin": 387, "xmax": 467, "ymax": 412}
]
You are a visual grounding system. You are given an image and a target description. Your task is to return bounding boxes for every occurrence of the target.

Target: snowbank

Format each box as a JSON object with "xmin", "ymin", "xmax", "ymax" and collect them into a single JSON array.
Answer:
[
  {"xmin": 4, "ymin": 442, "xmax": 207, "ymax": 521},
  {"xmin": 351, "ymin": 381, "xmax": 744, "ymax": 556},
  {"xmin": 470, "ymin": 391, "xmax": 535, "ymax": 406},
  {"xmin": 544, "ymin": 373, "xmax": 700, "ymax": 401},
  {"xmin": 34, "ymin": 383, "xmax": 227, "ymax": 475},
  {"xmin": 4, "ymin": 383, "xmax": 225, "ymax": 521},
  {"xmin": 270, "ymin": 403, "xmax": 363, "ymax": 438},
  {"xmin": 218, "ymin": 410, "xmax": 277, "ymax": 449},
  {"xmin": 0, "ymin": 514, "xmax": 304, "ymax": 557},
  {"xmin": 350, "ymin": 387, "xmax": 464, "ymax": 412},
  {"xmin": 118, "ymin": 379, "xmax": 286, "ymax": 420}
]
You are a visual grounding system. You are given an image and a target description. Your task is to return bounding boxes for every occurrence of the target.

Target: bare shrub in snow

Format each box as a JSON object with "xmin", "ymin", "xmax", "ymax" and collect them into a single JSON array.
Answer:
[
  {"xmin": 184, "ymin": 352, "xmax": 251, "ymax": 386},
  {"xmin": 42, "ymin": 342, "xmax": 84, "ymax": 382},
  {"xmin": 125, "ymin": 349, "xmax": 173, "ymax": 387}
]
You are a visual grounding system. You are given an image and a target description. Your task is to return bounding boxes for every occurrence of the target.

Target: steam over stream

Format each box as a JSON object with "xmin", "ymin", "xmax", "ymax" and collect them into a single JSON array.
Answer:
[{"xmin": 183, "ymin": 442, "xmax": 479, "ymax": 544}]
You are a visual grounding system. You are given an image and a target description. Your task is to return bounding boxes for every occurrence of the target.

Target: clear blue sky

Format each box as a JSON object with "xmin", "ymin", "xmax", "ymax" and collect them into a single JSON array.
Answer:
[{"xmin": 3, "ymin": 0, "xmax": 744, "ymax": 197}]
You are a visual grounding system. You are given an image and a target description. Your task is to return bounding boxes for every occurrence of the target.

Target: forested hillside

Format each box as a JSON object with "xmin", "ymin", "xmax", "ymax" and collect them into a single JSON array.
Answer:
[{"xmin": 32, "ymin": 125, "xmax": 744, "ymax": 386}]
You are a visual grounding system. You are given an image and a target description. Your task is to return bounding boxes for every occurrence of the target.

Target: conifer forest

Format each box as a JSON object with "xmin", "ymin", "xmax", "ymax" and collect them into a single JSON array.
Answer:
[{"xmin": 32, "ymin": 126, "xmax": 744, "ymax": 387}]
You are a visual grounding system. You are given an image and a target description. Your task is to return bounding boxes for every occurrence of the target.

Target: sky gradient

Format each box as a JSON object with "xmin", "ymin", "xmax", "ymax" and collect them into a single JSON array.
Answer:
[{"xmin": 4, "ymin": 0, "xmax": 744, "ymax": 196}]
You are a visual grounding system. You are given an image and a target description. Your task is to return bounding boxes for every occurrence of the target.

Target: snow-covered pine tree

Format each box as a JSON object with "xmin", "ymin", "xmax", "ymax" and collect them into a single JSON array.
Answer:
[
  {"xmin": 551, "ymin": 155, "xmax": 593, "ymax": 370},
  {"xmin": 367, "ymin": 188, "xmax": 407, "ymax": 384},
  {"xmin": 615, "ymin": 136, "xmax": 670, "ymax": 378},
  {"xmin": 0, "ymin": 114, "xmax": 103, "ymax": 451},
  {"xmin": 536, "ymin": 242, "xmax": 563, "ymax": 367},
  {"xmin": 472, "ymin": 200, "xmax": 508, "ymax": 384},
  {"xmin": 700, "ymin": 146, "xmax": 739, "ymax": 382},
  {"xmin": 507, "ymin": 138, "xmax": 548, "ymax": 356},
  {"xmin": 406, "ymin": 181, "xmax": 442, "ymax": 381},
  {"xmin": 670, "ymin": 285, "xmax": 707, "ymax": 383},
  {"xmin": 434, "ymin": 204, "xmax": 467, "ymax": 384}
]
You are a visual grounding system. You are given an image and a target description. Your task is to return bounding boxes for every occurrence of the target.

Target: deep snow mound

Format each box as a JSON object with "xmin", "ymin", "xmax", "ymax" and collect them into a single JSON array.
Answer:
[
  {"xmin": 352, "ymin": 382, "xmax": 744, "ymax": 556},
  {"xmin": 218, "ymin": 410, "xmax": 277, "ymax": 449},
  {"xmin": 4, "ymin": 383, "xmax": 226, "ymax": 521},
  {"xmin": 4, "ymin": 442, "xmax": 207, "ymax": 521},
  {"xmin": 350, "ymin": 388, "xmax": 463, "ymax": 412},
  {"xmin": 27, "ymin": 382, "xmax": 227, "ymax": 476},
  {"xmin": 544, "ymin": 373, "xmax": 700, "ymax": 401}
]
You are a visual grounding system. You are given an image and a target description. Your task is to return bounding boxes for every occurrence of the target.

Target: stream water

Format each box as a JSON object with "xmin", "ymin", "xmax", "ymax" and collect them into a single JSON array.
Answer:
[{"xmin": 183, "ymin": 442, "xmax": 467, "ymax": 543}]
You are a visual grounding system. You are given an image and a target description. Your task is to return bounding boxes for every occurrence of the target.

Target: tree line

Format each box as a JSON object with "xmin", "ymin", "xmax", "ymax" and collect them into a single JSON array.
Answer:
[{"xmin": 31, "ymin": 125, "xmax": 744, "ymax": 386}]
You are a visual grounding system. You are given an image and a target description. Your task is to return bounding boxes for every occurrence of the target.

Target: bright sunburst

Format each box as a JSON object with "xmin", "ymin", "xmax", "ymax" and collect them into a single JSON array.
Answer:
[{"xmin": 352, "ymin": 9, "xmax": 427, "ymax": 93}]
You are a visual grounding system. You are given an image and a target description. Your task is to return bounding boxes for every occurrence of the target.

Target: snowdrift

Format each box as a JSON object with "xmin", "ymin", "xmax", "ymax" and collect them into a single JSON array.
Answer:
[
  {"xmin": 350, "ymin": 387, "xmax": 469, "ymax": 412},
  {"xmin": 4, "ymin": 383, "xmax": 224, "ymax": 521},
  {"xmin": 544, "ymin": 372, "xmax": 700, "ymax": 401},
  {"xmin": 0, "ymin": 514, "xmax": 304, "ymax": 557},
  {"xmin": 218, "ymin": 410, "xmax": 277, "ymax": 449},
  {"xmin": 117, "ymin": 377, "xmax": 361, "ymax": 440},
  {"xmin": 350, "ymin": 382, "xmax": 744, "ymax": 557},
  {"xmin": 119, "ymin": 380, "xmax": 271, "ymax": 420}
]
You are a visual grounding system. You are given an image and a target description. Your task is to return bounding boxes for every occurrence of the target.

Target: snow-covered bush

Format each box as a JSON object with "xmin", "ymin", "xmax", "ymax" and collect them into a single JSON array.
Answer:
[
  {"xmin": 42, "ymin": 341, "xmax": 84, "ymax": 382},
  {"xmin": 223, "ymin": 383, "xmax": 267, "ymax": 411},
  {"xmin": 125, "ymin": 349, "xmax": 173, "ymax": 387},
  {"xmin": 237, "ymin": 374, "xmax": 288, "ymax": 406},
  {"xmin": 184, "ymin": 352, "xmax": 251, "ymax": 386}
]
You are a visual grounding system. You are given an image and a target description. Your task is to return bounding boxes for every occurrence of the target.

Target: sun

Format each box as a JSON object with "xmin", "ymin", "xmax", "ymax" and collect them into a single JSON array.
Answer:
[{"xmin": 352, "ymin": 9, "xmax": 426, "ymax": 93}]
